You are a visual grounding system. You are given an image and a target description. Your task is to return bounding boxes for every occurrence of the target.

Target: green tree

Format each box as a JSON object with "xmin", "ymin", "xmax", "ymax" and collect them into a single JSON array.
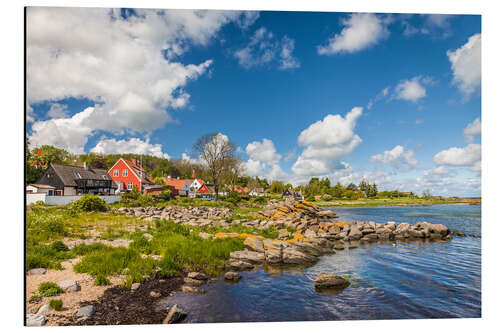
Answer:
[
  {"xmin": 269, "ymin": 181, "xmax": 286, "ymax": 194},
  {"xmin": 330, "ymin": 182, "xmax": 344, "ymax": 198}
]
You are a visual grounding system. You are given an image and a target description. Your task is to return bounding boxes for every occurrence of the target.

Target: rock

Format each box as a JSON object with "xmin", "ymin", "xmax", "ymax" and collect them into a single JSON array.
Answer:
[
  {"xmin": 187, "ymin": 272, "xmax": 208, "ymax": 280},
  {"xmin": 150, "ymin": 291, "xmax": 161, "ymax": 298},
  {"xmin": 198, "ymin": 232, "xmax": 212, "ymax": 240},
  {"xmin": 385, "ymin": 222, "xmax": 397, "ymax": 231},
  {"xmin": 317, "ymin": 210, "xmax": 337, "ymax": 218},
  {"xmin": 361, "ymin": 228, "xmax": 375, "ymax": 235},
  {"xmin": 37, "ymin": 304, "xmax": 51, "ymax": 315},
  {"xmin": 428, "ymin": 223, "xmax": 449, "ymax": 236},
  {"xmin": 243, "ymin": 236, "xmax": 265, "ymax": 253},
  {"xmin": 278, "ymin": 229, "xmax": 292, "ymax": 239},
  {"xmin": 57, "ymin": 280, "xmax": 80, "ymax": 293},
  {"xmin": 304, "ymin": 229, "xmax": 317, "ymax": 238},
  {"xmin": 282, "ymin": 247, "xmax": 317, "ymax": 264},
  {"xmin": 408, "ymin": 229, "xmax": 425, "ymax": 238},
  {"xmin": 228, "ymin": 260, "xmax": 254, "ymax": 270},
  {"xmin": 347, "ymin": 226, "xmax": 362, "ymax": 241},
  {"xmin": 361, "ymin": 233, "xmax": 379, "ymax": 242},
  {"xmin": 314, "ymin": 273, "xmax": 350, "ymax": 290},
  {"xmin": 163, "ymin": 304, "xmax": 187, "ymax": 324},
  {"xmin": 143, "ymin": 233, "xmax": 153, "ymax": 241},
  {"xmin": 224, "ymin": 271, "xmax": 242, "ymax": 281},
  {"xmin": 131, "ymin": 282, "xmax": 141, "ymax": 290},
  {"xmin": 394, "ymin": 223, "xmax": 411, "ymax": 237},
  {"xmin": 183, "ymin": 277, "xmax": 205, "ymax": 287},
  {"xmin": 76, "ymin": 305, "xmax": 96, "ymax": 318},
  {"xmin": 230, "ymin": 250, "xmax": 265, "ymax": 264},
  {"xmin": 27, "ymin": 268, "xmax": 46, "ymax": 276},
  {"xmin": 26, "ymin": 314, "xmax": 46, "ymax": 326},
  {"xmin": 334, "ymin": 242, "xmax": 345, "ymax": 250},
  {"xmin": 181, "ymin": 285, "xmax": 200, "ymax": 294}
]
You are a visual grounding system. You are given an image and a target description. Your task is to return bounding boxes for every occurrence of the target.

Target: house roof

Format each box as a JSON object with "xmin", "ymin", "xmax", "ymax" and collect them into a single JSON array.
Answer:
[
  {"xmin": 163, "ymin": 178, "xmax": 189, "ymax": 190},
  {"xmin": 122, "ymin": 158, "xmax": 154, "ymax": 185},
  {"xmin": 28, "ymin": 184, "xmax": 55, "ymax": 189},
  {"xmin": 44, "ymin": 164, "xmax": 116, "ymax": 188}
]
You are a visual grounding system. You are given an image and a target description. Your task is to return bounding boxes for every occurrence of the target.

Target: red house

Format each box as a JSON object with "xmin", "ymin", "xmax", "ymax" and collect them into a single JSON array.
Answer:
[{"xmin": 108, "ymin": 157, "xmax": 155, "ymax": 193}]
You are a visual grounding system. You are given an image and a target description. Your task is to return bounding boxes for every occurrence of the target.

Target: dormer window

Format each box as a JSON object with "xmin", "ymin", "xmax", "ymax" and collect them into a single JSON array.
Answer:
[{"xmin": 74, "ymin": 171, "xmax": 82, "ymax": 179}]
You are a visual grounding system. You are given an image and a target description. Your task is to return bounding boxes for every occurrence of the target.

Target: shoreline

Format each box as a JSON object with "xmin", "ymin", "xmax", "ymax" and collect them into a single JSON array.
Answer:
[{"xmin": 316, "ymin": 200, "xmax": 481, "ymax": 208}]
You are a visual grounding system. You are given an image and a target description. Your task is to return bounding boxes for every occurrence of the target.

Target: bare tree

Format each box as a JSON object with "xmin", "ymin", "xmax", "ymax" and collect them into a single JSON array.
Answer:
[
  {"xmin": 194, "ymin": 133, "xmax": 236, "ymax": 201},
  {"xmin": 225, "ymin": 157, "xmax": 245, "ymax": 191}
]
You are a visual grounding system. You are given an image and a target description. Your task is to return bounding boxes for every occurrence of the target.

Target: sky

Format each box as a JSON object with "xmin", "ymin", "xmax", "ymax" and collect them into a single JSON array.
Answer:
[{"xmin": 26, "ymin": 8, "xmax": 481, "ymax": 197}]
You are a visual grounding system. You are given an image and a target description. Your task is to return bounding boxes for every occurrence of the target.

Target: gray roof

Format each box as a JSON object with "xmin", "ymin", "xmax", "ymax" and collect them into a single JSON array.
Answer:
[
  {"xmin": 49, "ymin": 164, "xmax": 115, "ymax": 188},
  {"xmin": 28, "ymin": 184, "xmax": 55, "ymax": 189}
]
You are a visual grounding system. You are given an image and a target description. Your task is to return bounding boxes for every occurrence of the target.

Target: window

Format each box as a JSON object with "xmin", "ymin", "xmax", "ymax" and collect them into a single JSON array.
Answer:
[
  {"xmin": 123, "ymin": 169, "xmax": 128, "ymax": 177},
  {"xmin": 127, "ymin": 182, "xmax": 133, "ymax": 190},
  {"xmin": 74, "ymin": 171, "xmax": 81, "ymax": 179},
  {"xmin": 113, "ymin": 169, "xmax": 118, "ymax": 177}
]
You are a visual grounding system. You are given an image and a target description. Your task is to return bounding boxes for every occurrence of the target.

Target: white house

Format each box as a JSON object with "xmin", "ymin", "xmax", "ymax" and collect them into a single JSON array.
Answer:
[{"xmin": 26, "ymin": 184, "xmax": 55, "ymax": 196}]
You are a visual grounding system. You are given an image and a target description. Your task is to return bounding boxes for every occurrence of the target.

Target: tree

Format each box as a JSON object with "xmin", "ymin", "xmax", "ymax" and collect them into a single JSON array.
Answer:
[
  {"xmin": 269, "ymin": 180, "xmax": 286, "ymax": 194},
  {"xmin": 225, "ymin": 157, "xmax": 245, "ymax": 191},
  {"xmin": 422, "ymin": 189, "xmax": 431, "ymax": 199},
  {"xmin": 359, "ymin": 179, "xmax": 368, "ymax": 195},
  {"xmin": 194, "ymin": 133, "xmax": 236, "ymax": 201},
  {"xmin": 330, "ymin": 182, "xmax": 344, "ymax": 198}
]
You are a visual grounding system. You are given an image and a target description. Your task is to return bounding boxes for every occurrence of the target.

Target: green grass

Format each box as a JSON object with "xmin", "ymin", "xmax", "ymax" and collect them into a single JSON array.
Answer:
[
  {"xmin": 26, "ymin": 241, "xmax": 75, "ymax": 271},
  {"xmin": 94, "ymin": 274, "xmax": 111, "ymax": 286},
  {"xmin": 49, "ymin": 299, "xmax": 63, "ymax": 311},
  {"xmin": 38, "ymin": 282, "xmax": 63, "ymax": 297}
]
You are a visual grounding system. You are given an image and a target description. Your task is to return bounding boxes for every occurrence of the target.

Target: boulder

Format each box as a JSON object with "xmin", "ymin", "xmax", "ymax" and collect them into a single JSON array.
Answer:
[
  {"xmin": 347, "ymin": 227, "xmax": 362, "ymax": 241},
  {"xmin": 244, "ymin": 237, "xmax": 265, "ymax": 253},
  {"xmin": 282, "ymin": 247, "xmax": 318, "ymax": 265},
  {"xmin": 57, "ymin": 280, "xmax": 80, "ymax": 293},
  {"xmin": 26, "ymin": 314, "xmax": 46, "ymax": 326},
  {"xmin": 198, "ymin": 232, "xmax": 212, "ymax": 240},
  {"xmin": 428, "ymin": 223, "xmax": 449, "ymax": 236},
  {"xmin": 27, "ymin": 268, "xmax": 46, "ymax": 276},
  {"xmin": 187, "ymin": 272, "xmax": 208, "ymax": 280},
  {"xmin": 143, "ymin": 233, "xmax": 153, "ymax": 241},
  {"xmin": 163, "ymin": 304, "xmax": 187, "ymax": 324},
  {"xmin": 183, "ymin": 277, "xmax": 205, "ymax": 287},
  {"xmin": 317, "ymin": 210, "xmax": 337, "ymax": 219},
  {"xmin": 181, "ymin": 285, "xmax": 201, "ymax": 294},
  {"xmin": 150, "ymin": 291, "xmax": 161, "ymax": 298},
  {"xmin": 37, "ymin": 304, "xmax": 51, "ymax": 315},
  {"xmin": 131, "ymin": 282, "xmax": 141, "ymax": 290},
  {"xmin": 76, "ymin": 305, "xmax": 96, "ymax": 318},
  {"xmin": 230, "ymin": 250, "xmax": 265, "ymax": 264},
  {"xmin": 314, "ymin": 273, "xmax": 350, "ymax": 290},
  {"xmin": 385, "ymin": 222, "xmax": 397, "ymax": 231},
  {"xmin": 228, "ymin": 260, "xmax": 254, "ymax": 270},
  {"xmin": 361, "ymin": 233, "xmax": 378, "ymax": 242},
  {"xmin": 304, "ymin": 229, "xmax": 317, "ymax": 238},
  {"xmin": 334, "ymin": 242, "xmax": 345, "ymax": 250},
  {"xmin": 224, "ymin": 271, "xmax": 242, "ymax": 281}
]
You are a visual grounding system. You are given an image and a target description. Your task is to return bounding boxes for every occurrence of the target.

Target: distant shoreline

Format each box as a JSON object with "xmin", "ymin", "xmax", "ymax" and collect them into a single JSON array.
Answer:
[{"xmin": 315, "ymin": 199, "xmax": 481, "ymax": 208}]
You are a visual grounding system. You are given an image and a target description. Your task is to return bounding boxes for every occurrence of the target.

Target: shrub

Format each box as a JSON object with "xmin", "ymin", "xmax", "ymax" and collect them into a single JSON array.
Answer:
[
  {"xmin": 26, "ymin": 244, "xmax": 74, "ymax": 271},
  {"xmin": 72, "ymin": 194, "xmax": 107, "ymax": 212},
  {"xmin": 29, "ymin": 295, "xmax": 42, "ymax": 302},
  {"xmin": 94, "ymin": 274, "xmax": 110, "ymax": 286},
  {"xmin": 49, "ymin": 299, "xmax": 63, "ymax": 311},
  {"xmin": 250, "ymin": 196, "xmax": 268, "ymax": 205},
  {"xmin": 321, "ymin": 194, "xmax": 333, "ymax": 202},
  {"xmin": 137, "ymin": 194, "xmax": 155, "ymax": 207},
  {"xmin": 38, "ymin": 282, "xmax": 63, "ymax": 297},
  {"xmin": 224, "ymin": 191, "xmax": 241, "ymax": 205},
  {"xmin": 50, "ymin": 240, "xmax": 69, "ymax": 252},
  {"xmin": 154, "ymin": 189, "xmax": 172, "ymax": 202},
  {"xmin": 27, "ymin": 211, "xmax": 67, "ymax": 245}
]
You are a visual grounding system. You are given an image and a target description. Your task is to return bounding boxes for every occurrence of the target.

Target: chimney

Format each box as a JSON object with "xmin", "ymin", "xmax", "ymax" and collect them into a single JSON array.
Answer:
[
  {"xmin": 130, "ymin": 157, "xmax": 137, "ymax": 165},
  {"xmin": 83, "ymin": 161, "xmax": 89, "ymax": 170}
]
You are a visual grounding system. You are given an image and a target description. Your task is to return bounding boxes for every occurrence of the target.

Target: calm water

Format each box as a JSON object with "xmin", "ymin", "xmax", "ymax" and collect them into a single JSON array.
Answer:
[{"xmin": 162, "ymin": 204, "xmax": 481, "ymax": 322}]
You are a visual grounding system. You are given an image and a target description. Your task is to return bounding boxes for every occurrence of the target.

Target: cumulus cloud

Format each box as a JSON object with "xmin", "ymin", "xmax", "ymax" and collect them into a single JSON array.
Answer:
[
  {"xmin": 236, "ymin": 11, "xmax": 260, "ymax": 29},
  {"xmin": 26, "ymin": 103, "xmax": 35, "ymax": 123},
  {"xmin": 234, "ymin": 27, "xmax": 300, "ymax": 70},
  {"xmin": 393, "ymin": 76, "xmax": 434, "ymax": 103},
  {"xmin": 292, "ymin": 107, "xmax": 363, "ymax": 178},
  {"xmin": 245, "ymin": 138, "xmax": 281, "ymax": 165},
  {"xmin": 402, "ymin": 14, "xmax": 454, "ymax": 38},
  {"xmin": 447, "ymin": 34, "xmax": 481, "ymax": 98},
  {"xmin": 464, "ymin": 118, "xmax": 481, "ymax": 143},
  {"xmin": 91, "ymin": 137, "xmax": 170, "ymax": 159},
  {"xmin": 243, "ymin": 159, "xmax": 263, "ymax": 177},
  {"xmin": 433, "ymin": 143, "xmax": 481, "ymax": 170},
  {"xmin": 370, "ymin": 145, "xmax": 418, "ymax": 171},
  {"xmin": 27, "ymin": 7, "xmax": 248, "ymax": 152},
  {"xmin": 317, "ymin": 13, "xmax": 389, "ymax": 55}
]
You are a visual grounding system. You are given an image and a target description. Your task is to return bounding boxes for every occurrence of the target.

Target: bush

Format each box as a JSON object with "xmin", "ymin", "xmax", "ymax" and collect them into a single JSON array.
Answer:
[
  {"xmin": 50, "ymin": 240, "xmax": 69, "ymax": 252},
  {"xmin": 250, "ymin": 196, "xmax": 268, "ymax": 205},
  {"xmin": 29, "ymin": 295, "xmax": 42, "ymax": 302},
  {"xmin": 26, "ymin": 243, "xmax": 74, "ymax": 271},
  {"xmin": 94, "ymin": 274, "xmax": 110, "ymax": 286},
  {"xmin": 321, "ymin": 194, "xmax": 333, "ymax": 202},
  {"xmin": 49, "ymin": 299, "xmax": 63, "ymax": 311},
  {"xmin": 27, "ymin": 211, "xmax": 67, "ymax": 245},
  {"xmin": 154, "ymin": 189, "xmax": 172, "ymax": 202},
  {"xmin": 72, "ymin": 194, "xmax": 107, "ymax": 212},
  {"xmin": 224, "ymin": 191, "xmax": 241, "ymax": 205},
  {"xmin": 38, "ymin": 282, "xmax": 63, "ymax": 297}
]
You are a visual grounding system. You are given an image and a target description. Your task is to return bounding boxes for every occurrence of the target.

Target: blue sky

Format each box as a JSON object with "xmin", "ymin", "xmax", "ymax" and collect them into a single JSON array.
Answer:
[{"xmin": 26, "ymin": 8, "xmax": 481, "ymax": 196}]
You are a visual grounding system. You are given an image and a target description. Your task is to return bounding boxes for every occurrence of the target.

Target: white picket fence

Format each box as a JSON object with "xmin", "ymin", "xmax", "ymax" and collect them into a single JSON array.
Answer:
[{"xmin": 26, "ymin": 194, "xmax": 121, "ymax": 206}]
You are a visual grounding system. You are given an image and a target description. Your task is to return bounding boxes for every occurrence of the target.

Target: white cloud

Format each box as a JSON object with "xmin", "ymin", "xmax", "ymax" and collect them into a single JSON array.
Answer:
[
  {"xmin": 47, "ymin": 103, "xmax": 69, "ymax": 119},
  {"xmin": 243, "ymin": 159, "xmax": 263, "ymax": 177},
  {"xmin": 317, "ymin": 13, "xmax": 389, "ymax": 55},
  {"xmin": 370, "ymin": 145, "xmax": 418, "ymax": 171},
  {"xmin": 29, "ymin": 107, "xmax": 95, "ymax": 154},
  {"xmin": 402, "ymin": 14, "xmax": 453, "ymax": 38},
  {"xmin": 245, "ymin": 138, "xmax": 281, "ymax": 165},
  {"xmin": 181, "ymin": 153, "xmax": 201, "ymax": 164},
  {"xmin": 234, "ymin": 27, "xmax": 299, "ymax": 70},
  {"xmin": 367, "ymin": 86, "xmax": 390, "ymax": 110},
  {"xmin": 236, "ymin": 11, "xmax": 260, "ymax": 29},
  {"xmin": 26, "ymin": 104, "xmax": 35, "ymax": 123},
  {"xmin": 91, "ymin": 137, "xmax": 170, "ymax": 159},
  {"xmin": 292, "ymin": 107, "xmax": 363, "ymax": 178},
  {"xmin": 464, "ymin": 118, "xmax": 481, "ymax": 143},
  {"xmin": 393, "ymin": 76, "xmax": 433, "ymax": 103},
  {"xmin": 447, "ymin": 33, "xmax": 481, "ymax": 98},
  {"xmin": 27, "ymin": 7, "xmax": 248, "ymax": 151},
  {"xmin": 433, "ymin": 143, "xmax": 481, "ymax": 169}
]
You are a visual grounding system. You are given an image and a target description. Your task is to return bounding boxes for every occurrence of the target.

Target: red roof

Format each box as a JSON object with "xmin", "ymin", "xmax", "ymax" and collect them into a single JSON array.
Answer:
[
  {"xmin": 123, "ymin": 159, "xmax": 154, "ymax": 185},
  {"xmin": 163, "ymin": 178, "xmax": 188, "ymax": 190}
]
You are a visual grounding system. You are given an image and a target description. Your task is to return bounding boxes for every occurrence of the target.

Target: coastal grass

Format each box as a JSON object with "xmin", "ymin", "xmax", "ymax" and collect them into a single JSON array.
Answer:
[
  {"xmin": 38, "ymin": 282, "xmax": 63, "ymax": 297},
  {"xmin": 49, "ymin": 299, "xmax": 63, "ymax": 311}
]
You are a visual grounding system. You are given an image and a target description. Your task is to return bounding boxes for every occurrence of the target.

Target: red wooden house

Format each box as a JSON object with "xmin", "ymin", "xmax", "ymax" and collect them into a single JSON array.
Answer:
[{"xmin": 108, "ymin": 157, "xmax": 155, "ymax": 193}]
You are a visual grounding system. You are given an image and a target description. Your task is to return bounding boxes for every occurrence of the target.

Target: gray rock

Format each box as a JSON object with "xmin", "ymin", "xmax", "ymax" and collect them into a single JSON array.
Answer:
[
  {"xmin": 150, "ymin": 291, "xmax": 161, "ymax": 298},
  {"xmin": 37, "ymin": 304, "xmax": 51, "ymax": 315},
  {"xmin": 228, "ymin": 260, "xmax": 254, "ymax": 270},
  {"xmin": 76, "ymin": 305, "xmax": 96, "ymax": 318},
  {"xmin": 163, "ymin": 304, "xmax": 187, "ymax": 324},
  {"xmin": 230, "ymin": 250, "xmax": 265, "ymax": 264},
  {"xmin": 304, "ymin": 229, "xmax": 317, "ymax": 238},
  {"xmin": 198, "ymin": 232, "xmax": 213, "ymax": 239},
  {"xmin": 131, "ymin": 282, "xmax": 141, "ymax": 290},
  {"xmin": 385, "ymin": 222, "xmax": 397, "ymax": 231},
  {"xmin": 183, "ymin": 277, "xmax": 205, "ymax": 286},
  {"xmin": 361, "ymin": 233, "xmax": 378, "ymax": 242},
  {"xmin": 57, "ymin": 280, "xmax": 80, "ymax": 292},
  {"xmin": 282, "ymin": 247, "xmax": 318, "ymax": 265},
  {"xmin": 428, "ymin": 223, "xmax": 449, "ymax": 236},
  {"xmin": 27, "ymin": 268, "xmax": 47, "ymax": 276},
  {"xmin": 347, "ymin": 227, "xmax": 362, "ymax": 241},
  {"xmin": 181, "ymin": 285, "xmax": 201, "ymax": 294},
  {"xmin": 26, "ymin": 314, "xmax": 46, "ymax": 326},
  {"xmin": 244, "ymin": 237, "xmax": 265, "ymax": 253},
  {"xmin": 143, "ymin": 233, "xmax": 153, "ymax": 241},
  {"xmin": 224, "ymin": 271, "xmax": 242, "ymax": 281},
  {"xmin": 314, "ymin": 273, "xmax": 350, "ymax": 290},
  {"xmin": 187, "ymin": 272, "xmax": 208, "ymax": 280}
]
